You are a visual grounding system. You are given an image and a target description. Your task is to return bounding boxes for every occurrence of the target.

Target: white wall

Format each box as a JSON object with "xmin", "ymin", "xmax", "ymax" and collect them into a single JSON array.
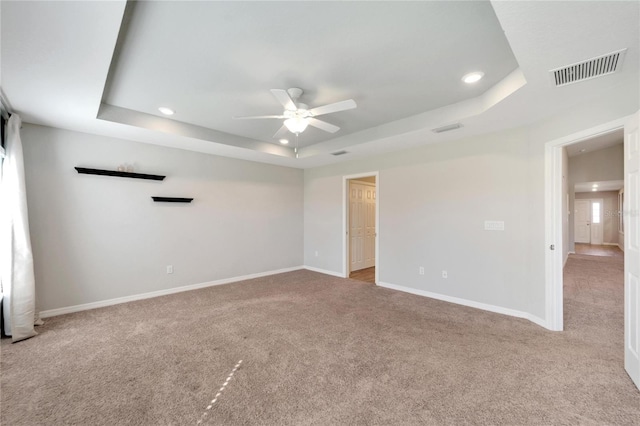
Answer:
[
  {"xmin": 305, "ymin": 128, "xmax": 532, "ymax": 313},
  {"xmin": 304, "ymin": 90, "xmax": 638, "ymax": 324},
  {"xmin": 569, "ymin": 144, "xmax": 624, "ymax": 183},
  {"xmin": 22, "ymin": 124, "xmax": 304, "ymax": 312}
]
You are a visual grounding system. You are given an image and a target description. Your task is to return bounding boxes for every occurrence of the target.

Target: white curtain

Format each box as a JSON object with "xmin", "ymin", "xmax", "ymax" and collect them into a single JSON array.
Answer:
[{"xmin": 1, "ymin": 114, "xmax": 39, "ymax": 342}]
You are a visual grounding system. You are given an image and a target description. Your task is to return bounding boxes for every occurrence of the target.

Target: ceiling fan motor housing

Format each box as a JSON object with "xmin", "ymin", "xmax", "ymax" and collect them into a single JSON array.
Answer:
[{"xmin": 287, "ymin": 87, "xmax": 304, "ymax": 103}]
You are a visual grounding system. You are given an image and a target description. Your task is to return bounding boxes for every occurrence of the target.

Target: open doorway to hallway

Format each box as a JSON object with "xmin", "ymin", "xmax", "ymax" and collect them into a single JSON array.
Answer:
[
  {"xmin": 565, "ymin": 129, "xmax": 624, "ymax": 262},
  {"xmin": 547, "ymin": 112, "xmax": 640, "ymax": 390},
  {"xmin": 345, "ymin": 174, "xmax": 377, "ymax": 284},
  {"xmin": 562, "ymin": 130, "xmax": 625, "ymax": 329}
]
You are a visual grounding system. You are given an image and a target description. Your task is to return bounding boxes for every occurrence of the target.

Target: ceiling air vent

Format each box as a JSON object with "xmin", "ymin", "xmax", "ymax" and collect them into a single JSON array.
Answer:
[
  {"xmin": 432, "ymin": 123, "xmax": 463, "ymax": 134},
  {"xmin": 331, "ymin": 150, "xmax": 349, "ymax": 156},
  {"xmin": 550, "ymin": 48, "xmax": 626, "ymax": 87}
]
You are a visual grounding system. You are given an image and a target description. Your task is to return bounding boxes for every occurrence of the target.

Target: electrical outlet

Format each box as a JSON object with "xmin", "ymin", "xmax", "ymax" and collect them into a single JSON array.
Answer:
[
  {"xmin": 442, "ymin": 270, "xmax": 448, "ymax": 279},
  {"xmin": 167, "ymin": 265, "xmax": 173, "ymax": 274},
  {"xmin": 419, "ymin": 267, "xmax": 425, "ymax": 275}
]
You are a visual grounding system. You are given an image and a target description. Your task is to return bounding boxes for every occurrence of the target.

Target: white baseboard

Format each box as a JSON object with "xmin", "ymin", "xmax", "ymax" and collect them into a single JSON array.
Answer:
[
  {"xmin": 377, "ymin": 281, "xmax": 548, "ymax": 329},
  {"xmin": 303, "ymin": 265, "xmax": 346, "ymax": 278},
  {"xmin": 39, "ymin": 266, "xmax": 304, "ymax": 318},
  {"xmin": 603, "ymin": 242, "xmax": 618, "ymax": 246}
]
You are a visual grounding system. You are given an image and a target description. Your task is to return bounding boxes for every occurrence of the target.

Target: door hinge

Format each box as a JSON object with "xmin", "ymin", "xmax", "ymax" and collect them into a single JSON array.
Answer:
[{"xmin": 550, "ymin": 244, "xmax": 555, "ymax": 250}]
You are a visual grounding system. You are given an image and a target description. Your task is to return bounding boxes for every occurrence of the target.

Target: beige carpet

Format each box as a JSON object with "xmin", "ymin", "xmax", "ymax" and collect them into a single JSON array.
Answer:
[{"xmin": 1, "ymin": 258, "xmax": 639, "ymax": 425}]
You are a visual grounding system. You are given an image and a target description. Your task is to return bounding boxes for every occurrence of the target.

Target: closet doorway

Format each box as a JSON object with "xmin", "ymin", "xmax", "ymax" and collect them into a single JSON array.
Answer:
[{"xmin": 343, "ymin": 173, "xmax": 378, "ymax": 284}]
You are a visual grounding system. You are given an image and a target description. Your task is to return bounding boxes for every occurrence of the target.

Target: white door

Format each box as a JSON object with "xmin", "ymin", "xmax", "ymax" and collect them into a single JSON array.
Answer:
[
  {"xmin": 349, "ymin": 181, "xmax": 376, "ymax": 272},
  {"xmin": 575, "ymin": 199, "xmax": 591, "ymax": 243},
  {"xmin": 590, "ymin": 199, "xmax": 604, "ymax": 245},
  {"xmin": 624, "ymin": 110, "xmax": 640, "ymax": 390}
]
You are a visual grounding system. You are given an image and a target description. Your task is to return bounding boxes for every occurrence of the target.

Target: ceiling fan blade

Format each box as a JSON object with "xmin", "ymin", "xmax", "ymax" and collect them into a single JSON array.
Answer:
[
  {"xmin": 307, "ymin": 117, "xmax": 340, "ymax": 133},
  {"xmin": 233, "ymin": 115, "xmax": 285, "ymax": 119},
  {"xmin": 309, "ymin": 99, "xmax": 356, "ymax": 116},
  {"xmin": 270, "ymin": 89, "xmax": 297, "ymax": 111},
  {"xmin": 272, "ymin": 124, "xmax": 289, "ymax": 139}
]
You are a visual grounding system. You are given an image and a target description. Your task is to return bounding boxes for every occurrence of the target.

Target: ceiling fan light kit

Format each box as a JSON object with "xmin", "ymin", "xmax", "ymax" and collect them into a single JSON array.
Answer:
[{"xmin": 284, "ymin": 117, "xmax": 309, "ymax": 134}]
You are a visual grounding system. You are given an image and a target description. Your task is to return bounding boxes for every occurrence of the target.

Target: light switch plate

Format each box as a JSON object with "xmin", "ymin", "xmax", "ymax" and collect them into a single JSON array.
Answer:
[{"xmin": 484, "ymin": 220, "xmax": 505, "ymax": 231}]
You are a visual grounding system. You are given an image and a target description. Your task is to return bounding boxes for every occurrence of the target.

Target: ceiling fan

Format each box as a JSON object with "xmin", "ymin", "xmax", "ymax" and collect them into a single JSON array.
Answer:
[{"xmin": 233, "ymin": 88, "xmax": 357, "ymax": 139}]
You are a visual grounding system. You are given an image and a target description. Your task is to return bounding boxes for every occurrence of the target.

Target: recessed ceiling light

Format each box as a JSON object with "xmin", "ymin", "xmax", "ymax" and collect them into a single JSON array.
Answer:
[
  {"xmin": 462, "ymin": 72, "xmax": 484, "ymax": 84},
  {"xmin": 592, "ymin": 188, "xmax": 598, "ymax": 191},
  {"xmin": 158, "ymin": 107, "xmax": 175, "ymax": 116},
  {"xmin": 592, "ymin": 184, "xmax": 599, "ymax": 188},
  {"xmin": 279, "ymin": 139, "xmax": 289, "ymax": 145}
]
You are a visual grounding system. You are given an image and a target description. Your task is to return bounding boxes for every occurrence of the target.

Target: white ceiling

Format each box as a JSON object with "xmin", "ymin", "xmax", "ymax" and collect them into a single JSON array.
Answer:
[
  {"xmin": 1, "ymin": 1, "xmax": 639, "ymax": 169},
  {"xmin": 575, "ymin": 180, "xmax": 624, "ymax": 193},
  {"xmin": 566, "ymin": 129, "xmax": 623, "ymax": 157},
  {"xmin": 103, "ymin": 1, "xmax": 518, "ymax": 148}
]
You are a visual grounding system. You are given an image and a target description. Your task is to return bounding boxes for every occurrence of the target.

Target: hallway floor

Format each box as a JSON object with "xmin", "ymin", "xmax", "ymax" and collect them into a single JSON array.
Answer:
[
  {"xmin": 349, "ymin": 266, "xmax": 375, "ymax": 284},
  {"xmin": 574, "ymin": 243, "xmax": 623, "ymax": 258}
]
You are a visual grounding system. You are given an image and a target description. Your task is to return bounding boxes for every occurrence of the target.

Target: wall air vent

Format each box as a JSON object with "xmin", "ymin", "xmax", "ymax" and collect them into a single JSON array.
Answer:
[
  {"xmin": 550, "ymin": 48, "xmax": 626, "ymax": 87},
  {"xmin": 432, "ymin": 123, "xmax": 463, "ymax": 134},
  {"xmin": 331, "ymin": 150, "xmax": 349, "ymax": 156}
]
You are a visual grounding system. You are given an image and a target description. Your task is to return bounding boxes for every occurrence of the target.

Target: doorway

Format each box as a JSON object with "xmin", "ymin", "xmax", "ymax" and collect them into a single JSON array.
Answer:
[
  {"xmin": 343, "ymin": 172, "xmax": 379, "ymax": 284},
  {"xmin": 545, "ymin": 119, "xmax": 629, "ymax": 331},
  {"xmin": 545, "ymin": 113, "xmax": 640, "ymax": 393}
]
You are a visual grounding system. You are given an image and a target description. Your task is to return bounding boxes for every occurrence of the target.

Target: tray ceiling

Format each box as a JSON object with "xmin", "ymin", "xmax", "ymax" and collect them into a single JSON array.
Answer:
[{"xmin": 101, "ymin": 1, "xmax": 519, "ymax": 150}]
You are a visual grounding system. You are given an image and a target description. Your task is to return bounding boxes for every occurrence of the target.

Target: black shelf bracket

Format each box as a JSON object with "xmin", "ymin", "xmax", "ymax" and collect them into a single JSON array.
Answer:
[
  {"xmin": 75, "ymin": 167, "xmax": 165, "ymax": 181},
  {"xmin": 152, "ymin": 197, "xmax": 193, "ymax": 203}
]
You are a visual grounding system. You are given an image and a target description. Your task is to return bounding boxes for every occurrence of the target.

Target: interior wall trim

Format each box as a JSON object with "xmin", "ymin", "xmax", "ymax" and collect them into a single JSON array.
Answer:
[
  {"xmin": 377, "ymin": 281, "xmax": 549, "ymax": 330},
  {"xmin": 303, "ymin": 265, "xmax": 346, "ymax": 278},
  {"xmin": 39, "ymin": 266, "xmax": 304, "ymax": 318}
]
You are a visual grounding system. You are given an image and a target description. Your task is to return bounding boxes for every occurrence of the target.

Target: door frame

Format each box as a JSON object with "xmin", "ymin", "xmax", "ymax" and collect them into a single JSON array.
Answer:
[
  {"xmin": 545, "ymin": 117, "xmax": 627, "ymax": 331},
  {"xmin": 343, "ymin": 172, "xmax": 379, "ymax": 283}
]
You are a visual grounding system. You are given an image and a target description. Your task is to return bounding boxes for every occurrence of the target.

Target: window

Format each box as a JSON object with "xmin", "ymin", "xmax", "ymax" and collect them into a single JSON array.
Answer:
[{"xmin": 592, "ymin": 201, "xmax": 601, "ymax": 224}]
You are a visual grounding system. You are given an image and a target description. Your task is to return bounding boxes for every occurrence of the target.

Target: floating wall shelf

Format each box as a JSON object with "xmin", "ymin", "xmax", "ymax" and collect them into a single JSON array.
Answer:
[
  {"xmin": 75, "ymin": 167, "xmax": 165, "ymax": 181},
  {"xmin": 152, "ymin": 197, "xmax": 193, "ymax": 203}
]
